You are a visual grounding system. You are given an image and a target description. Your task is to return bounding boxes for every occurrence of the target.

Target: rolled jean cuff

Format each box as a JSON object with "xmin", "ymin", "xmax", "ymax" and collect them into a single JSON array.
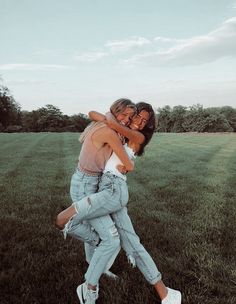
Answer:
[
  {"xmin": 72, "ymin": 202, "xmax": 79, "ymax": 214},
  {"xmin": 73, "ymin": 197, "xmax": 91, "ymax": 220},
  {"xmin": 150, "ymin": 273, "xmax": 162, "ymax": 285}
]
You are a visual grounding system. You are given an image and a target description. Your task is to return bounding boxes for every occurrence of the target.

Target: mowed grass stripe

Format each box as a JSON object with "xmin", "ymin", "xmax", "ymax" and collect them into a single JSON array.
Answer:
[
  {"xmin": 0, "ymin": 133, "xmax": 30, "ymax": 149},
  {"xmin": 0, "ymin": 133, "xmax": 49, "ymax": 180},
  {"xmin": 0, "ymin": 133, "xmax": 80, "ymax": 219},
  {"xmin": 175, "ymin": 137, "xmax": 236, "ymax": 303}
]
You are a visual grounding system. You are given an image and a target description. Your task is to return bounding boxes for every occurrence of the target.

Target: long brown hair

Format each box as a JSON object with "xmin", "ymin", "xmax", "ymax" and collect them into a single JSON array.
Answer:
[{"xmin": 135, "ymin": 102, "xmax": 157, "ymax": 156}]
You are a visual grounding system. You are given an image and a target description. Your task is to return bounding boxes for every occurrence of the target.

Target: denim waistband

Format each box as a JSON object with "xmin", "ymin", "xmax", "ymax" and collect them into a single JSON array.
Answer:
[
  {"xmin": 103, "ymin": 171, "xmax": 127, "ymax": 181},
  {"xmin": 77, "ymin": 165, "xmax": 102, "ymax": 177}
]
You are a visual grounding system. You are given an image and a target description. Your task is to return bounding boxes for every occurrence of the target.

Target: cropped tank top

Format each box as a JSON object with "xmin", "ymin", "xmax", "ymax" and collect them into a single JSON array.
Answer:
[
  {"xmin": 78, "ymin": 122, "xmax": 112, "ymax": 173},
  {"xmin": 103, "ymin": 143, "xmax": 136, "ymax": 181}
]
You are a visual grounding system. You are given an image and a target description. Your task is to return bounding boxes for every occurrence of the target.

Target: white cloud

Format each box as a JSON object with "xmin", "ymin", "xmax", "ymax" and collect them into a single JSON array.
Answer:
[
  {"xmin": 154, "ymin": 37, "xmax": 185, "ymax": 44},
  {"xmin": 0, "ymin": 64, "xmax": 73, "ymax": 71},
  {"xmin": 123, "ymin": 17, "xmax": 236, "ymax": 67},
  {"xmin": 74, "ymin": 52, "xmax": 107, "ymax": 62},
  {"xmin": 105, "ymin": 36, "xmax": 151, "ymax": 52}
]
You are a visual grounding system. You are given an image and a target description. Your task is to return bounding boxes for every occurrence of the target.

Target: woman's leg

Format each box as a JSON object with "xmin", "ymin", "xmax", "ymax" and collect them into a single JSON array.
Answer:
[
  {"xmin": 57, "ymin": 174, "xmax": 128, "ymax": 229},
  {"xmin": 63, "ymin": 214, "xmax": 100, "ymax": 246},
  {"xmin": 64, "ymin": 169, "xmax": 100, "ymax": 253},
  {"xmin": 111, "ymin": 207, "xmax": 168, "ymax": 301},
  {"xmin": 84, "ymin": 215, "xmax": 120, "ymax": 286},
  {"xmin": 76, "ymin": 215, "xmax": 121, "ymax": 304},
  {"xmin": 57, "ymin": 173, "xmax": 126, "ymax": 281},
  {"xmin": 62, "ymin": 170, "xmax": 120, "ymax": 281}
]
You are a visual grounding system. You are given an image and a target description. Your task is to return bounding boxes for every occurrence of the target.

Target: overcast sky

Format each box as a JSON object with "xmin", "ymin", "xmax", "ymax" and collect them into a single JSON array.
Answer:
[{"xmin": 1, "ymin": 0, "xmax": 236, "ymax": 115}]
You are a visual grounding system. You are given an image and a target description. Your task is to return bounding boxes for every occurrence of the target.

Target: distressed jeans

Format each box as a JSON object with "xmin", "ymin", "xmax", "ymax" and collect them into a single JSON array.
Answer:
[
  {"xmin": 111, "ymin": 207, "xmax": 162, "ymax": 285},
  {"xmin": 68, "ymin": 171, "xmax": 162, "ymax": 286},
  {"xmin": 68, "ymin": 170, "xmax": 121, "ymax": 285},
  {"xmin": 69, "ymin": 168, "xmax": 100, "ymax": 249}
]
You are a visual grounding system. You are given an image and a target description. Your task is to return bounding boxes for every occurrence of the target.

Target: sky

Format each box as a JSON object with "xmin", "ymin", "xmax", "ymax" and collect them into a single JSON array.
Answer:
[{"xmin": 1, "ymin": 0, "xmax": 236, "ymax": 115}]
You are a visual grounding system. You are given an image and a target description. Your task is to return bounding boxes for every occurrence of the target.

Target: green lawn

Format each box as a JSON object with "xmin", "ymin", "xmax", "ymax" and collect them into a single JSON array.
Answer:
[{"xmin": 0, "ymin": 133, "xmax": 235, "ymax": 304}]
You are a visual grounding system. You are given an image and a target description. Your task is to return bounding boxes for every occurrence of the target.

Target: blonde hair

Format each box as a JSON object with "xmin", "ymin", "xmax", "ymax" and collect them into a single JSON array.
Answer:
[{"xmin": 110, "ymin": 98, "xmax": 136, "ymax": 117}]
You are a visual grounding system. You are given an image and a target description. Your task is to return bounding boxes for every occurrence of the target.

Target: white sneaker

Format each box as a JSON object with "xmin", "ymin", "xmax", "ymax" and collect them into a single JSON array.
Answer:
[
  {"xmin": 162, "ymin": 287, "xmax": 182, "ymax": 304},
  {"xmin": 76, "ymin": 282, "xmax": 98, "ymax": 304}
]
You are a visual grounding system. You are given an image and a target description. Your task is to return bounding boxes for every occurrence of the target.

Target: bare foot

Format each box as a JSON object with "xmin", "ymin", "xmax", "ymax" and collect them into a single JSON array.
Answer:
[{"xmin": 55, "ymin": 206, "xmax": 76, "ymax": 229}]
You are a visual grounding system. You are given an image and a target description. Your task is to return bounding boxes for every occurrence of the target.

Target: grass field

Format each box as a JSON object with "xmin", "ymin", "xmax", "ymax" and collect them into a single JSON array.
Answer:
[{"xmin": 0, "ymin": 132, "xmax": 236, "ymax": 304}]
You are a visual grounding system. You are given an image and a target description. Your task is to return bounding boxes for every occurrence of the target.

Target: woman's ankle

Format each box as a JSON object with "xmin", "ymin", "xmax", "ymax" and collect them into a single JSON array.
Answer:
[
  {"xmin": 154, "ymin": 280, "xmax": 168, "ymax": 300},
  {"xmin": 87, "ymin": 283, "xmax": 97, "ymax": 291}
]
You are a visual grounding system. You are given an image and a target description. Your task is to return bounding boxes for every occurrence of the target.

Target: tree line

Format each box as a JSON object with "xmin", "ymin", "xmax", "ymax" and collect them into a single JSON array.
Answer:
[
  {"xmin": 0, "ymin": 84, "xmax": 90, "ymax": 132},
  {"xmin": 156, "ymin": 105, "xmax": 236, "ymax": 133},
  {"xmin": 1, "ymin": 83, "xmax": 236, "ymax": 133}
]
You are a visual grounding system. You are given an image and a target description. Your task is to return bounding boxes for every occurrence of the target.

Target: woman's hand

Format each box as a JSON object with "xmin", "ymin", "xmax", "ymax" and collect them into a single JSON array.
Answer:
[
  {"xmin": 116, "ymin": 164, "xmax": 127, "ymax": 174},
  {"xmin": 116, "ymin": 163, "xmax": 135, "ymax": 174}
]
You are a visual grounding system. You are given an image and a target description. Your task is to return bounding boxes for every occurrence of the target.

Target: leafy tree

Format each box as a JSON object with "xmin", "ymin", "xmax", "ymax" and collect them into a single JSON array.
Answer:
[
  {"xmin": 21, "ymin": 107, "xmax": 90, "ymax": 132},
  {"xmin": 21, "ymin": 110, "xmax": 40, "ymax": 132},
  {"xmin": 70, "ymin": 114, "xmax": 91, "ymax": 132},
  {"xmin": 35, "ymin": 104, "xmax": 64, "ymax": 131},
  {"xmin": 199, "ymin": 109, "xmax": 233, "ymax": 132},
  {"xmin": 171, "ymin": 105, "xmax": 187, "ymax": 132},
  {"xmin": 0, "ymin": 85, "xmax": 21, "ymax": 130},
  {"xmin": 156, "ymin": 105, "xmax": 172, "ymax": 132},
  {"xmin": 182, "ymin": 104, "xmax": 205, "ymax": 132},
  {"xmin": 156, "ymin": 104, "xmax": 235, "ymax": 133},
  {"xmin": 219, "ymin": 106, "xmax": 236, "ymax": 131}
]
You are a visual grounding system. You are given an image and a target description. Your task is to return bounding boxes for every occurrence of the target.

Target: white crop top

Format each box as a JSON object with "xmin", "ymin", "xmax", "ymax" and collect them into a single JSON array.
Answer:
[{"xmin": 103, "ymin": 144, "xmax": 136, "ymax": 181}]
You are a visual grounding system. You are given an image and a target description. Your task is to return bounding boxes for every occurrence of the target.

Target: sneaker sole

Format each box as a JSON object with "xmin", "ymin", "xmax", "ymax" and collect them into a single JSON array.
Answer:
[
  {"xmin": 179, "ymin": 292, "xmax": 182, "ymax": 303},
  {"xmin": 76, "ymin": 285, "xmax": 85, "ymax": 304},
  {"xmin": 174, "ymin": 291, "xmax": 182, "ymax": 304}
]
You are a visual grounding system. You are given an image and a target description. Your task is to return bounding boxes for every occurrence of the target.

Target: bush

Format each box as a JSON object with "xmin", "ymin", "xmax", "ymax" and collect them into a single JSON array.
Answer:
[{"xmin": 5, "ymin": 125, "xmax": 23, "ymax": 133}]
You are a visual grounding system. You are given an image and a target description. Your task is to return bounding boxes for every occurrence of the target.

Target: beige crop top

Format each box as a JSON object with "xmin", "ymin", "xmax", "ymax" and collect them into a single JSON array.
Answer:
[{"xmin": 78, "ymin": 122, "xmax": 112, "ymax": 173}]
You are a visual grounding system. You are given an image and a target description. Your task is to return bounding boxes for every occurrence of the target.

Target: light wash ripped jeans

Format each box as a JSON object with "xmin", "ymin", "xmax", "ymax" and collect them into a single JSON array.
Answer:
[
  {"xmin": 68, "ymin": 169, "xmax": 121, "ymax": 285},
  {"xmin": 69, "ymin": 168, "xmax": 100, "ymax": 251},
  {"xmin": 67, "ymin": 169, "xmax": 162, "ymax": 286}
]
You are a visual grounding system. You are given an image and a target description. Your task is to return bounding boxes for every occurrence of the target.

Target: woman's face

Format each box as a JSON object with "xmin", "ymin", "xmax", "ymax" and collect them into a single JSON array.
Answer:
[
  {"xmin": 116, "ymin": 107, "xmax": 136, "ymax": 126},
  {"xmin": 129, "ymin": 110, "xmax": 150, "ymax": 130}
]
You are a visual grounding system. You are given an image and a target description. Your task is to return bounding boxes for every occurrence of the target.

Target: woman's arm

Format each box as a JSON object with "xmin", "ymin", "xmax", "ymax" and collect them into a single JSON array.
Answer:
[
  {"xmin": 89, "ymin": 111, "xmax": 106, "ymax": 122},
  {"xmin": 95, "ymin": 127, "xmax": 134, "ymax": 171},
  {"xmin": 89, "ymin": 110, "xmax": 145, "ymax": 144},
  {"xmin": 105, "ymin": 112, "xmax": 145, "ymax": 144},
  {"xmin": 88, "ymin": 112, "xmax": 135, "ymax": 169}
]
